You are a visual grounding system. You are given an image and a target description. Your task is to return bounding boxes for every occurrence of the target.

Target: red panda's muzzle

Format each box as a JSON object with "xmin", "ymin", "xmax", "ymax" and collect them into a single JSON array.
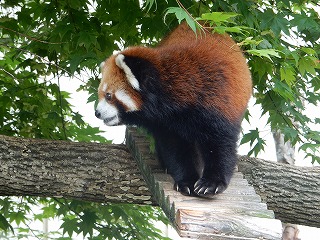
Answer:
[{"xmin": 95, "ymin": 99, "xmax": 121, "ymax": 126}]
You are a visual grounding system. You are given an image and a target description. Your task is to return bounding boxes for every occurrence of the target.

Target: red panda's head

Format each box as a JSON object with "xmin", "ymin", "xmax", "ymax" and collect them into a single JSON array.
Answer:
[{"xmin": 95, "ymin": 53, "xmax": 142, "ymax": 126}]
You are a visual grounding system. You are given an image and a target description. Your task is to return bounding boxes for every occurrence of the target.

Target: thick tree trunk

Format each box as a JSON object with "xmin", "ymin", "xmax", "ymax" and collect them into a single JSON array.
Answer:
[
  {"xmin": 272, "ymin": 130, "xmax": 295, "ymax": 165},
  {"xmin": 0, "ymin": 135, "xmax": 154, "ymax": 205},
  {"xmin": 1, "ymin": 135, "xmax": 320, "ymax": 228}
]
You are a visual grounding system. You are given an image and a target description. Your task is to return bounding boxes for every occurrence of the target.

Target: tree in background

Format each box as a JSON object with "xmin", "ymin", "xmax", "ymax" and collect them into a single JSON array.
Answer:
[{"xmin": 0, "ymin": 0, "xmax": 319, "ymax": 238}]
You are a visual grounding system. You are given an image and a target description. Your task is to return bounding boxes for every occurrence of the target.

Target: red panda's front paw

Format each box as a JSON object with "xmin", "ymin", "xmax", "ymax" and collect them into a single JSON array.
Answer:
[
  {"xmin": 174, "ymin": 181, "xmax": 195, "ymax": 196},
  {"xmin": 193, "ymin": 178, "xmax": 227, "ymax": 198}
]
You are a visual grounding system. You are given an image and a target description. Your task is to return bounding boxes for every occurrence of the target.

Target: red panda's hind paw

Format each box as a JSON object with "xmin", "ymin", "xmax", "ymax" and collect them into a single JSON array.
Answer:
[{"xmin": 194, "ymin": 178, "xmax": 227, "ymax": 198}]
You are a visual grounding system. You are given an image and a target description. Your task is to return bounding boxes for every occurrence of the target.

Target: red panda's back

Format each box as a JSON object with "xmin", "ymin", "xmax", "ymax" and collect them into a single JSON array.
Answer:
[{"xmin": 155, "ymin": 23, "xmax": 252, "ymax": 123}]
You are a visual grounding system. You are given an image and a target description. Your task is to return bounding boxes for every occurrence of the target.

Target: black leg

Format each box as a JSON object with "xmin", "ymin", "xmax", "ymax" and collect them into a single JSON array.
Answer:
[
  {"xmin": 194, "ymin": 140, "xmax": 237, "ymax": 198},
  {"xmin": 152, "ymin": 128, "xmax": 199, "ymax": 196}
]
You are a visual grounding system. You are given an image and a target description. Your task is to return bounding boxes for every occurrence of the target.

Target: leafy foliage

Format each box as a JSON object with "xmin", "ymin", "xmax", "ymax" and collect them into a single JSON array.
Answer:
[
  {"xmin": 0, "ymin": 0, "xmax": 173, "ymax": 238},
  {"xmin": 0, "ymin": 197, "xmax": 169, "ymax": 239},
  {"xmin": 0, "ymin": 0, "xmax": 320, "ymax": 238}
]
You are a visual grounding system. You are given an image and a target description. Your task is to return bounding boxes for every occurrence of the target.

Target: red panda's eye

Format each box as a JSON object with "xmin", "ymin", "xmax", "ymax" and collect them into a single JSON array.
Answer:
[{"xmin": 105, "ymin": 93, "xmax": 112, "ymax": 101}]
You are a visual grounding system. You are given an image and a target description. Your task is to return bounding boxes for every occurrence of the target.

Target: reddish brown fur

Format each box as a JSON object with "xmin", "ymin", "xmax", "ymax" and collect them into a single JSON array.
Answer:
[
  {"xmin": 100, "ymin": 23, "xmax": 251, "ymax": 122},
  {"xmin": 99, "ymin": 55, "xmax": 143, "ymax": 111}
]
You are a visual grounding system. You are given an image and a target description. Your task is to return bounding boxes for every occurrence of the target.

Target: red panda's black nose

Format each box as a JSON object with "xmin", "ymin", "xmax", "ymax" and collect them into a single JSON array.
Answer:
[{"xmin": 95, "ymin": 110, "xmax": 101, "ymax": 119}]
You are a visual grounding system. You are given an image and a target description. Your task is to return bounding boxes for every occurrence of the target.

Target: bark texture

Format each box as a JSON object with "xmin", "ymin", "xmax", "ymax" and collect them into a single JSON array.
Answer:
[
  {"xmin": 0, "ymin": 135, "xmax": 154, "ymax": 205},
  {"xmin": 272, "ymin": 130, "xmax": 300, "ymax": 237},
  {"xmin": 1, "ymin": 134, "xmax": 320, "ymax": 228},
  {"xmin": 238, "ymin": 156, "xmax": 320, "ymax": 228}
]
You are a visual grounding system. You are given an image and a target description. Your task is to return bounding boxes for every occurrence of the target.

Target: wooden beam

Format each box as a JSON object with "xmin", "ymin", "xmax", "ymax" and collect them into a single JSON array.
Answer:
[{"xmin": 126, "ymin": 127, "xmax": 282, "ymax": 239}]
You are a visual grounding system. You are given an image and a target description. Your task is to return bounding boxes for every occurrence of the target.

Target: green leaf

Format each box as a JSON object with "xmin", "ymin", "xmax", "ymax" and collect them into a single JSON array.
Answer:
[
  {"xmin": 61, "ymin": 217, "xmax": 79, "ymax": 237},
  {"xmin": 301, "ymin": 47, "xmax": 317, "ymax": 55},
  {"xmin": 144, "ymin": 0, "xmax": 157, "ymax": 12},
  {"xmin": 201, "ymin": 12, "xmax": 239, "ymax": 24},
  {"xmin": 240, "ymin": 129, "xmax": 266, "ymax": 157},
  {"xmin": 214, "ymin": 25, "xmax": 249, "ymax": 34},
  {"xmin": 315, "ymin": 118, "xmax": 320, "ymax": 124},
  {"xmin": 247, "ymin": 49, "xmax": 281, "ymax": 61},
  {"xmin": 77, "ymin": 31, "xmax": 97, "ymax": 50},
  {"xmin": 164, "ymin": 7, "xmax": 186, "ymax": 23},
  {"xmin": 280, "ymin": 63, "xmax": 296, "ymax": 86},
  {"xmin": 10, "ymin": 211, "xmax": 26, "ymax": 226},
  {"xmin": 69, "ymin": 52, "xmax": 96, "ymax": 74},
  {"xmin": 298, "ymin": 57, "xmax": 317, "ymax": 76},
  {"xmin": 260, "ymin": 10, "xmax": 290, "ymax": 35},
  {"xmin": 306, "ymin": 130, "xmax": 320, "ymax": 143},
  {"xmin": 238, "ymin": 37, "xmax": 263, "ymax": 47},
  {"xmin": 0, "ymin": 214, "xmax": 14, "ymax": 233},
  {"xmin": 273, "ymin": 80, "xmax": 295, "ymax": 101},
  {"xmin": 243, "ymin": 109, "xmax": 251, "ymax": 123},
  {"xmin": 79, "ymin": 210, "xmax": 98, "ymax": 237},
  {"xmin": 185, "ymin": 15, "xmax": 197, "ymax": 34},
  {"xmin": 164, "ymin": 7, "xmax": 196, "ymax": 33},
  {"xmin": 240, "ymin": 132, "xmax": 254, "ymax": 145}
]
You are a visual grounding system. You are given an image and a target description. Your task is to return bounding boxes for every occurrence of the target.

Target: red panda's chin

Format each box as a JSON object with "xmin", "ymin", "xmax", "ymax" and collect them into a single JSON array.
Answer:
[
  {"xmin": 103, "ymin": 115, "xmax": 121, "ymax": 126},
  {"xmin": 104, "ymin": 121, "xmax": 124, "ymax": 127}
]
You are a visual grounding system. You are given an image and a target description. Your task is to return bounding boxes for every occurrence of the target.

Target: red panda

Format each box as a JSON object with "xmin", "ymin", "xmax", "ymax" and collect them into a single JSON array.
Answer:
[{"xmin": 95, "ymin": 22, "xmax": 252, "ymax": 198}]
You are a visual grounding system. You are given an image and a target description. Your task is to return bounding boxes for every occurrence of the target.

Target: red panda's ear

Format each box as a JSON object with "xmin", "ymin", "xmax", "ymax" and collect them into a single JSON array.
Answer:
[{"xmin": 115, "ymin": 54, "xmax": 140, "ymax": 91}]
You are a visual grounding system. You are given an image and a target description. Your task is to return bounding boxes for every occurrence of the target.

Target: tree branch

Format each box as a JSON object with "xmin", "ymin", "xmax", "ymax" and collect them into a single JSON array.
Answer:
[
  {"xmin": 0, "ymin": 135, "xmax": 154, "ymax": 205},
  {"xmin": 238, "ymin": 156, "xmax": 320, "ymax": 228},
  {"xmin": 1, "ymin": 134, "xmax": 320, "ymax": 228}
]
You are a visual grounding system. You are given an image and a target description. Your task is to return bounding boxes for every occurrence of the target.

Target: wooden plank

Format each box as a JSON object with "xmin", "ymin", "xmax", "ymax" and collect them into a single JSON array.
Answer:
[
  {"xmin": 159, "ymin": 182, "xmax": 258, "ymax": 195},
  {"xmin": 177, "ymin": 209, "xmax": 282, "ymax": 239},
  {"xmin": 179, "ymin": 231, "xmax": 276, "ymax": 240},
  {"xmin": 173, "ymin": 200, "xmax": 275, "ymax": 217},
  {"xmin": 160, "ymin": 188, "xmax": 259, "ymax": 199},
  {"xmin": 154, "ymin": 172, "xmax": 249, "ymax": 184},
  {"xmin": 125, "ymin": 127, "xmax": 282, "ymax": 239},
  {"xmin": 126, "ymin": 127, "xmax": 176, "ymax": 222}
]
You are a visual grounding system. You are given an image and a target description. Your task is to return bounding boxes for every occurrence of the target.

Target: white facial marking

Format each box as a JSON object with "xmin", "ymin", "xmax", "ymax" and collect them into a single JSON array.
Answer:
[
  {"xmin": 102, "ymin": 83, "xmax": 108, "ymax": 92},
  {"xmin": 115, "ymin": 54, "xmax": 140, "ymax": 91},
  {"xmin": 100, "ymin": 61, "xmax": 105, "ymax": 70},
  {"xmin": 115, "ymin": 90, "xmax": 138, "ymax": 112},
  {"xmin": 96, "ymin": 99, "xmax": 120, "ymax": 126}
]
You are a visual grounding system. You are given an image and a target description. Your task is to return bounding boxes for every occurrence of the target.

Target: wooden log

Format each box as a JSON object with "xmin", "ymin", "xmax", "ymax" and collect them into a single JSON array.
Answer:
[
  {"xmin": 238, "ymin": 156, "xmax": 320, "ymax": 228},
  {"xmin": 0, "ymin": 134, "xmax": 154, "ymax": 205}
]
